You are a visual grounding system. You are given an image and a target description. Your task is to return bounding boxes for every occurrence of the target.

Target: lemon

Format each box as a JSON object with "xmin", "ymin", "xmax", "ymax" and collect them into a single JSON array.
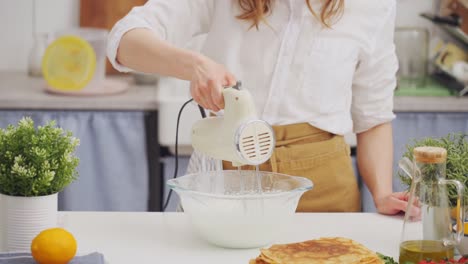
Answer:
[
  {"xmin": 31, "ymin": 227, "xmax": 77, "ymax": 264},
  {"xmin": 42, "ymin": 35, "xmax": 96, "ymax": 91}
]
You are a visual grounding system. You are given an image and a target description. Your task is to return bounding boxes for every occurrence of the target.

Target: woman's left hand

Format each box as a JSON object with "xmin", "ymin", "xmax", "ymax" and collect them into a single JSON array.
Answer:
[{"xmin": 375, "ymin": 192, "xmax": 421, "ymax": 217}]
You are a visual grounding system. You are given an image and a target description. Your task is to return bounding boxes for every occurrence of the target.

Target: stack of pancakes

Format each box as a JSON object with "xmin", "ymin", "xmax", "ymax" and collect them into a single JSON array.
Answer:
[{"xmin": 249, "ymin": 237, "xmax": 383, "ymax": 264}]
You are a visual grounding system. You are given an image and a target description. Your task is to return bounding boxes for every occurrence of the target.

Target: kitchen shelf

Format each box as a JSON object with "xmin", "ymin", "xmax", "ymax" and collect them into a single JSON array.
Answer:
[
  {"xmin": 440, "ymin": 24, "xmax": 468, "ymax": 47},
  {"xmin": 420, "ymin": 13, "xmax": 468, "ymax": 47}
]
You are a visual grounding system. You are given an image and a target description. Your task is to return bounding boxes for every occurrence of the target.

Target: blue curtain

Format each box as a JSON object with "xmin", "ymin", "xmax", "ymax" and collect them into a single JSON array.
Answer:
[{"xmin": 0, "ymin": 111, "xmax": 149, "ymax": 211}]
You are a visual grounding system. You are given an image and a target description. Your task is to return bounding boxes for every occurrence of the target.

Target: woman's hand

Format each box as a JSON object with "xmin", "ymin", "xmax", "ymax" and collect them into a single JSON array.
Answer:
[
  {"xmin": 375, "ymin": 192, "xmax": 421, "ymax": 218},
  {"xmin": 190, "ymin": 55, "xmax": 237, "ymax": 112}
]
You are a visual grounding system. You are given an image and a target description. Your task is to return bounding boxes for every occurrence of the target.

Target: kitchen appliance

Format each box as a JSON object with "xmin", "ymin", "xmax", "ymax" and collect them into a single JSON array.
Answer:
[
  {"xmin": 167, "ymin": 170, "xmax": 313, "ymax": 248},
  {"xmin": 399, "ymin": 147, "xmax": 465, "ymax": 263},
  {"xmin": 191, "ymin": 83, "xmax": 275, "ymax": 167}
]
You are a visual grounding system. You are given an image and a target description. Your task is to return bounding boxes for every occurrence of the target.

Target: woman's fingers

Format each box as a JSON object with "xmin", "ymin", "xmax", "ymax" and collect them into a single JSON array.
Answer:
[
  {"xmin": 392, "ymin": 191, "xmax": 410, "ymax": 201},
  {"xmin": 224, "ymin": 72, "xmax": 237, "ymax": 86},
  {"xmin": 190, "ymin": 82, "xmax": 201, "ymax": 105},
  {"xmin": 376, "ymin": 192, "xmax": 421, "ymax": 219},
  {"xmin": 191, "ymin": 82, "xmax": 210, "ymax": 110},
  {"xmin": 189, "ymin": 55, "xmax": 236, "ymax": 111},
  {"xmin": 192, "ymin": 75, "xmax": 235, "ymax": 111},
  {"xmin": 208, "ymin": 79, "xmax": 223, "ymax": 111},
  {"xmin": 391, "ymin": 198, "xmax": 409, "ymax": 212},
  {"xmin": 200, "ymin": 80, "xmax": 218, "ymax": 111},
  {"xmin": 191, "ymin": 79, "xmax": 219, "ymax": 111},
  {"xmin": 392, "ymin": 194, "xmax": 421, "ymax": 218},
  {"xmin": 393, "ymin": 191, "xmax": 421, "ymax": 209}
]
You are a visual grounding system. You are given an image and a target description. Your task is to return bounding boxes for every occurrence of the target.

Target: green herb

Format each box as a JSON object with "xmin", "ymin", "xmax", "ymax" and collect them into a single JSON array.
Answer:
[
  {"xmin": 377, "ymin": 252, "xmax": 399, "ymax": 264},
  {"xmin": 398, "ymin": 133, "xmax": 468, "ymax": 207},
  {"xmin": 0, "ymin": 117, "xmax": 79, "ymax": 196}
]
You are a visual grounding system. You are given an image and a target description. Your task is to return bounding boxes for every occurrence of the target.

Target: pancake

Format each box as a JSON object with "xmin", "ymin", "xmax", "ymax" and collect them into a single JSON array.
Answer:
[{"xmin": 249, "ymin": 237, "xmax": 383, "ymax": 264}]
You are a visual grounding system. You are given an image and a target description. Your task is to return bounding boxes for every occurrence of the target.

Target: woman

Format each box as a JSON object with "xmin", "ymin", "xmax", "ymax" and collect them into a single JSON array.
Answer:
[{"xmin": 107, "ymin": 0, "xmax": 419, "ymax": 216}]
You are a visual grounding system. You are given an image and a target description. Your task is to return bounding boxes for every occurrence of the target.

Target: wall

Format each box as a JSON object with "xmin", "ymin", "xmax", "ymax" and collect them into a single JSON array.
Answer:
[
  {"xmin": 0, "ymin": 0, "xmax": 437, "ymax": 72},
  {"xmin": 0, "ymin": 0, "xmax": 79, "ymax": 72},
  {"xmin": 396, "ymin": 0, "xmax": 437, "ymax": 29}
]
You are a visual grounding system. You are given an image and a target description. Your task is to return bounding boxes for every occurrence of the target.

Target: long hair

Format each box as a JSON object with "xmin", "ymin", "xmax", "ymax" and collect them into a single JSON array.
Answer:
[{"xmin": 237, "ymin": 0, "xmax": 345, "ymax": 29}]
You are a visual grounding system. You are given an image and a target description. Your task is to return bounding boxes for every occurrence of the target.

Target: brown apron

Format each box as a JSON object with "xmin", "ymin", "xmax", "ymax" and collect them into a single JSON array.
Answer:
[{"xmin": 223, "ymin": 123, "xmax": 361, "ymax": 212}]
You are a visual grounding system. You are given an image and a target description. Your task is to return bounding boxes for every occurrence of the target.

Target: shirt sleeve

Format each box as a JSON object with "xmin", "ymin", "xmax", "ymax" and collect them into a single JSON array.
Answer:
[
  {"xmin": 351, "ymin": 2, "xmax": 398, "ymax": 134},
  {"xmin": 107, "ymin": 0, "xmax": 215, "ymax": 72}
]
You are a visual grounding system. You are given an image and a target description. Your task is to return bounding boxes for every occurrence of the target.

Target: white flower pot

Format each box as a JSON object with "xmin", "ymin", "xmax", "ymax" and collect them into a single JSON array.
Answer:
[{"xmin": 0, "ymin": 193, "xmax": 58, "ymax": 252}]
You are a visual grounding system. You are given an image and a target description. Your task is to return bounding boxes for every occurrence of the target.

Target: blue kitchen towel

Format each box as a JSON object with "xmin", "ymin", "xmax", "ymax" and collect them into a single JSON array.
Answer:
[{"xmin": 0, "ymin": 252, "xmax": 105, "ymax": 264}]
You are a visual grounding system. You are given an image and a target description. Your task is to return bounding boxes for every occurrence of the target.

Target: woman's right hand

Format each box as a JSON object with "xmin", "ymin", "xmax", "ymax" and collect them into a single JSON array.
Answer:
[{"xmin": 190, "ymin": 55, "xmax": 236, "ymax": 112}]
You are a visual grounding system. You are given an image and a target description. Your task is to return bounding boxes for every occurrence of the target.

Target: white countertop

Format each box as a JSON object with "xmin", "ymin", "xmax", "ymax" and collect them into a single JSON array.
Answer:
[
  {"xmin": 1, "ymin": 72, "xmax": 468, "ymax": 112},
  {"xmin": 0, "ymin": 72, "xmax": 158, "ymax": 111},
  {"xmin": 57, "ymin": 212, "xmax": 403, "ymax": 264}
]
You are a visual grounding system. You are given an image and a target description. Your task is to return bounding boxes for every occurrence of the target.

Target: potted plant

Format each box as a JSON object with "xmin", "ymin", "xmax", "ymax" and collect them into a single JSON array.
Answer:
[{"xmin": 0, "ymin": 117, "xmax": 79, "ymax": 252}]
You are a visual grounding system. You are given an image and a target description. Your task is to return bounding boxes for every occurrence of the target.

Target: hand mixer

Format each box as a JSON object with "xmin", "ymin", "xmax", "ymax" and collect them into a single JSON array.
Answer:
[
  {"xmin": 163, "ymin": 81, "xmax": 276, "ymax": 211},
  {"xmin": 191, "ymin": 82, "xmax": 276, "ymax": 167}
]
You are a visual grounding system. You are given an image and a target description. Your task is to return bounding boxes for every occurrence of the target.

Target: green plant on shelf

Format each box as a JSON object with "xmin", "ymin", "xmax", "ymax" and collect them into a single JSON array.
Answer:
[{"xmin": 0, "ymin": 117, "xmax": 80, "ymax": 196}]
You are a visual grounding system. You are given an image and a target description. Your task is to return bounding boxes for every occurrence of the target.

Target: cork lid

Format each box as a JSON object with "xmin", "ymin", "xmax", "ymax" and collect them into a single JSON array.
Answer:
[{"xmin": 413, "ymin": 146, "xmax": 447, "ymax": 164}]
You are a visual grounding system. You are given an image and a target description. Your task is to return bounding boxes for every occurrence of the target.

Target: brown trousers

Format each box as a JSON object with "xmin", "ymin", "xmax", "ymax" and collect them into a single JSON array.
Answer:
[{"xmin": 223, "ymin": 123, "xmax": 361, "ymax": 212}]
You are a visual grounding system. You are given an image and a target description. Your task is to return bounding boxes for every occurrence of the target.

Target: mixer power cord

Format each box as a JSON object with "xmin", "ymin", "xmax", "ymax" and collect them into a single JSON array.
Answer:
[{"xmin": 162, "ymin": 98, "xmax": 205, "ymax": 212}]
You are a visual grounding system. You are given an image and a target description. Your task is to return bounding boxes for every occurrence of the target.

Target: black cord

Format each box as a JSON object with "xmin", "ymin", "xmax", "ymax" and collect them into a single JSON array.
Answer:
[
  {"xmin": 198, "ymin": 105, "xmax": 206, "ymax": 118},
  {"xmin": 162, "ymin": 99, "xmax": 206, "ymax": 211}
]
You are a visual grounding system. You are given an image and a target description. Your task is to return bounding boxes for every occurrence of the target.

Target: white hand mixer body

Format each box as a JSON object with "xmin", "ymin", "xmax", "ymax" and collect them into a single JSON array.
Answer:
[{"xmin": 191, "ymin": 84, "xmax": 275, "ymax": 167}]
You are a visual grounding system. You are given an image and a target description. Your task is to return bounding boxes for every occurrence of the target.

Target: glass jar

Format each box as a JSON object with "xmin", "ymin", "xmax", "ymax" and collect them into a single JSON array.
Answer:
[
  {"xmin": 28, "ymin": 33, "xmax": 51, "ymax": 77},
  {"xmin": 395, "ymin": 27, "xmax": 429, "ymax": 89},
  {"xmin": 399, "ymin": 147, "xmax": 465, "ymax": 263}
]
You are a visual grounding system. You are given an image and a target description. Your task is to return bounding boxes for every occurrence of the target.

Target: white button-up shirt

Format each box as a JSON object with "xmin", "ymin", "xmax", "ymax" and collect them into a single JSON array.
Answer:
[{"xmin": 107, "ymin": 0, "xmax": 398, "ymax": 135}]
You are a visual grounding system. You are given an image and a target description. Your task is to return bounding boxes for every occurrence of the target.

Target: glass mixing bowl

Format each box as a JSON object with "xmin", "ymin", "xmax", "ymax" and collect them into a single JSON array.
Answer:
[{"xmin": 167, "ymin": 170, "xmax": 313, "ymax": 249}]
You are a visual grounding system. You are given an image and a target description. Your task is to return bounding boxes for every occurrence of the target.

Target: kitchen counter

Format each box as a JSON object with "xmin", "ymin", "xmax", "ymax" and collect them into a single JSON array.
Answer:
[
  {"xmin": 55, "ymin": 212, "xmax": 403, "ymax": 264},
  {"xmin": 0, "ymin": 72, "xmax": 157, "ymax": 111},
  {"xmin": 1, "ymin": 72, "xmax": 468, "ymax": 112},
  {"xmin": 394, "ymin": 96, "xmax": 468, "ymax": 112}
]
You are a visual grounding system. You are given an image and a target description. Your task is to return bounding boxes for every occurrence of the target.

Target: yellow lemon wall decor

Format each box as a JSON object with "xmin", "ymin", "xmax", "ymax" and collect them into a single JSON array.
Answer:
[{"xmin": 42, "ymin": 35, "xmax": 96, "ymax": 91}]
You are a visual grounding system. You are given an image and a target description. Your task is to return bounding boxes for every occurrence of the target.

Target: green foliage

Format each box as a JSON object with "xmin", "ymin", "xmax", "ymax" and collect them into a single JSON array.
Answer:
[
  {"xmin": 398, "ymin": 133, "xmax": 468, "ymax": 207},
  {"xmin": 0, "ymin": 117, "xmax": 79, "ymax": 196},
  {"xmin": 377, "ymin": 252, "xmax": 398, "ymax": 264}
]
